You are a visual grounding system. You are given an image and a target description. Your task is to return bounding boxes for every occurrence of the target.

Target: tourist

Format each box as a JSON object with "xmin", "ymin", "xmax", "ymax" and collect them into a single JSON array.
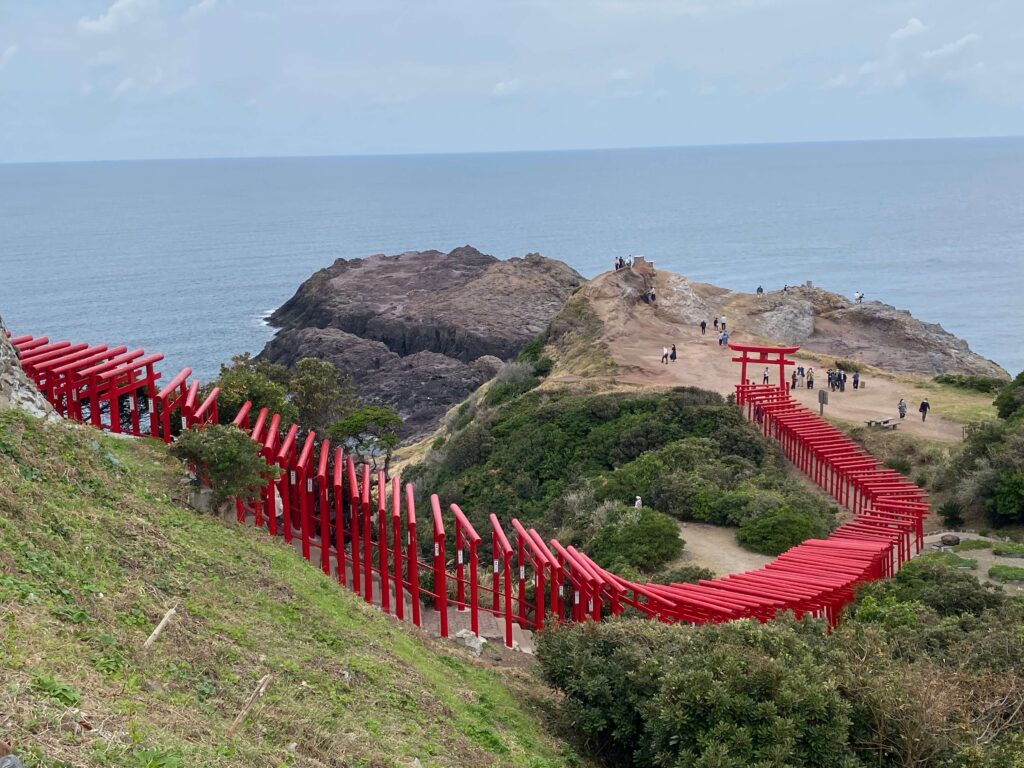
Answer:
[
  {"xmin": 756, "ymin": 285, "xmax": 764, "ymax": 296},
  {"xmin": 634, "ymin": 495, "xmax": 643, "ymax": 509},
  {"xmin": 720, "ymin": 315, "xmax": 727, "ymax": 332},
  {"xmin": 852, "ymin": 371, "xmax": 860, "ymax": 390},
  {"xmin": 670, "ymin": 344, "xmax": 677, "ymax": 363},
  {"xmin": 763, "ymin": 367, "xmax": 770, "ymax": 385},
  {"xmin": 722, "ymin": 330, "xmax": 730, "ymax": 345},
  {"xmin": 807, "ymin": 368, "xmax": 814, "ymax": 389},
  {"xmin": 840, "ymin": 371, "xmax": 847, "ymax": 392},
  {"xmin": 649, "ymin": 290, "xmax": 656, "ymax": 304},
  {"xmin": 661, "ymin": 346, "xmax": 669, "ymax": 364},
  {"xmin": 898, "ymin": 398, "xmax": 907, "ymax": 419},
  {"xmin": 700, "ymin": 319, "xmax": 707, "ymax": 335},
  {"xmin": 791, "ymin": 370, "xmax": 797, "ymax": 390},
  {"xmin": 919, "ymin": 398, "xmax": 931, "ymax": 421}
]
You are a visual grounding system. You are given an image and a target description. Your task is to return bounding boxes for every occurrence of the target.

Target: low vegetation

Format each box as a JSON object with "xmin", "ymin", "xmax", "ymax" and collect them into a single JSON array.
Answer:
[
  {"xmin": 933, "ymin": 372, "xmax": 1008, "ymax": 394},
  {"xmin": 539, "ymin": 555, "xmax": 1024, "ymax": 768},
  {"xmin": 0, "ymin": 409, "xmax": 581, "ymax": 768},
  {"xmin": 409, "ymin": 387, "xmax": 837, "ymax": 573}
]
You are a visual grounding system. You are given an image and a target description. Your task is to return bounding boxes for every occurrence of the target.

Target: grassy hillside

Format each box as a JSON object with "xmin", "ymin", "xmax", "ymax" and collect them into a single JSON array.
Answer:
[{"xmin": 0, "ymin": 409, "xmax": 582, "ymax": 768}]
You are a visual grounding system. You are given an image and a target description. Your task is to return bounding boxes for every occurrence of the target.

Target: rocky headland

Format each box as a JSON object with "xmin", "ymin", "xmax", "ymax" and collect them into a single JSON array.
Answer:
[{"xmin": 260, "ymin": 246, "xmax": 583, "ymax": 436}]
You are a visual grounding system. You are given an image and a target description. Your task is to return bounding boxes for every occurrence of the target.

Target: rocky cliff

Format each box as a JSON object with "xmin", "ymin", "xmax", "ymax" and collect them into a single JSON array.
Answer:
[
  {"xmin": 262, "ymin": 246, "xmax": 583, "ymax": 436},
  {"xmin": 655, "ymin": 275, "xmax": 1008, "ymax": 378},
  {"xmin": 0, "ymin": 316, "xmax": 56, "ymax": 420}
]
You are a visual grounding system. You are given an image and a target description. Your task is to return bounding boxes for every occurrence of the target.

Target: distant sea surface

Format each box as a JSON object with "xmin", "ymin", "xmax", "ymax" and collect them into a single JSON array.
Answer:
[{"xmin": 2, "ymin": 138, "xmax": 1022, "ymax": 380}]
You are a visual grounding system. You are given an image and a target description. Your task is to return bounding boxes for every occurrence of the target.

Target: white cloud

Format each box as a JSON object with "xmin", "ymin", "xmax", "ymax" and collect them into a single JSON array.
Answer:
[
  {"xmin": 890, "ymin": 17, "xmax": 926, "ymax": 41},
  {"xmin": 183, "ymin": 0, "xmax": 219, "ymax": 22},
  {"xmin": 111, "ymin": 76, "xmax": 136, "ymax": 98},
  {"xmin": 492, "ymin": 78, "xmax": 522, "ymax": 96},
  {"xmin": 0, "ymin": 44, "xmax": 19, "ymax": 71},
  {"xmin": 78, "ymin": 0, "xmax": 158, "ymax": 36},
  {"xmin": 924, "ymin": 33, "xmax": 981, "ymax": 61}
]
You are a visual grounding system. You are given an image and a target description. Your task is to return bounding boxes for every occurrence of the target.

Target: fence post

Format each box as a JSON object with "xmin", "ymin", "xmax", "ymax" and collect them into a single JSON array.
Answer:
[
  {"xmin": 317, "ymin": 439, "xmax": 331, "ymax": 576},
  {"xmin": 391, "ymin": 476, "xmax": 404, "ymax": 621},
  {"xmin": 377, "ymin": 471, "xmax": 391, "ymax": 615},
  {"xmin": 333, "ymin": 448, "xmax": 346, "ymax": 586},
  {"xmin": 430, "ymin": 495, "xmax": 448, "ymax": 638},
  {"xmin": 361, "ymin": 464, "xmax": 373, "ymax": 604},
  {"xmin": 406, "ymin": 484, "xmax": 421, "ymax": 628},
  {"xmin": 347, "ymin": 457, "xmax": 361, "ymax": 595}
]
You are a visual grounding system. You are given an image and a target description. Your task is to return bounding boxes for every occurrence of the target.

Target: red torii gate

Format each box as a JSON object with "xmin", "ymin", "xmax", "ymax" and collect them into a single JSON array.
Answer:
[{"xmin": 729, "ymin": 342, "xmax": 799, "ymax": 404}]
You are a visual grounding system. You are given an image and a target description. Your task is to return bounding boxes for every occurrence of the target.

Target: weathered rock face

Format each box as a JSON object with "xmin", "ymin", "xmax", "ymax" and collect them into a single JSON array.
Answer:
[
  {"xmin": 262, "ymin": 246, "xmax": 583, "ymax": 436},
  {"xmin": 0, "ymin": 315, "xmax": 57, "ymax": 420},
  {"xmin": 657, "ymin": 277, "xmax": 1008, "ymax": 378}
]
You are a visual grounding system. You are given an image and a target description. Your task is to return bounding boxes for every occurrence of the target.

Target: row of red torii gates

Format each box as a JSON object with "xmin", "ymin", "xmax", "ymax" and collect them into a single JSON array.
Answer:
[{"xmin": 6, "ymin": 330, "xmax": 928, "ymax": 649}]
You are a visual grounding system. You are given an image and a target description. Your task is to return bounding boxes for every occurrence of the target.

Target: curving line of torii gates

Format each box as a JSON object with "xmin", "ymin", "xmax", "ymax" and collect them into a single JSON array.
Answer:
[{"xmin": 6, "ymin": 330, "xmax": 929, "ymax": 649}]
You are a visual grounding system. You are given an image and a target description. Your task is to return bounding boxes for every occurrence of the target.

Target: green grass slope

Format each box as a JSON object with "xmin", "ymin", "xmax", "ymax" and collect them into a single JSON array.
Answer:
[{"xmin": 0, "ymin": 410, "xmax": 581, "ymax": 768}]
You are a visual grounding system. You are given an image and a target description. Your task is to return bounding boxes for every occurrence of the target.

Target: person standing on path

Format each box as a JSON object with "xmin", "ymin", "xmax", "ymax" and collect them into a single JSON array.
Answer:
[
  {"xmin": 720, "ymin": 316, "xmax": 727, "ymax": 332},
  {"xmin": 763, "ymin": 367, "xmax": 770, "ymax": 385},
  {"xmin": 670, "ymin": 344, "xmax": 677, "ymax": 363},
  {"xmin": 898, "ymin": 398, "xmax": 908, "ymax": 419},
  {"xmin": 919, "ymin": 398, "xmax": 931, "ymax": 421},
  {"xmin": 807, "ymin": 368, "xmax": 814, "ymax": 389},
  {"xmin": 661, "ymin": 346, "xmax": 670, "ymax": 364},
  {"xmin": 700, "ymin": 320, "xmax": 707, "ymax": 335},
  {"xmin": 852, "ymin": 371, "xmax": 860, "ymax": 390},
  {"xmin": 791, "ymin": 370, "xmax": 798, "ymax": 390},
  {"xmin": 713, "ymin": 316, "xmax": 719, "ymax": 331}
]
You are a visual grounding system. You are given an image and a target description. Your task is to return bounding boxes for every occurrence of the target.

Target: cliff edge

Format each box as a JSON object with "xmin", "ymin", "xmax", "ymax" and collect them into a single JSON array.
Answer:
[{"xmin": 261, "ymin": 246, "xmax": 583, "ymax": 436}]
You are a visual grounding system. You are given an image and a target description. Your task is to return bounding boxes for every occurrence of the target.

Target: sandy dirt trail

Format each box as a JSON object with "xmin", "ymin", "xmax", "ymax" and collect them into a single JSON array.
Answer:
[{"xmin": 594, "ymin": 271, "xmax": 965, "ymax": 443}]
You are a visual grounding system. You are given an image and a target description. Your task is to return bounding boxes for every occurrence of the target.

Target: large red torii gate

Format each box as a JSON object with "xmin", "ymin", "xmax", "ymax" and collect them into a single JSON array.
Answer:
[{"xmin": 728, "ymin": 342, "xmax": 799, "ymax": 406}]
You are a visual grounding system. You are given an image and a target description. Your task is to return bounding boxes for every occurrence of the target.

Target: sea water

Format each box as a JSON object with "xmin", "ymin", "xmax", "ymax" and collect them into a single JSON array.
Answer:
[{"xmin": 1, "ymin": 137, "xmax": 1022, "ymax": 379}]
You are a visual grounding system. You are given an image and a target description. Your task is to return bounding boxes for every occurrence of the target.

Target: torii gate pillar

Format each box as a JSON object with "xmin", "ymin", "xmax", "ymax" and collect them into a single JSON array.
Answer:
[{"xmin": 728, "ymin": 343, "xmax": 800, "ymax": 406}]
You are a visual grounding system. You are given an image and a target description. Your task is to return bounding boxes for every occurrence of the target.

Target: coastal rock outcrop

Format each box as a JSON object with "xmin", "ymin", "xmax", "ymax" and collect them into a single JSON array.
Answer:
[
  {"xmin": 656, "ymin": 275, "xmax": 1007, "ymax": 378},
  {"xmin": 262, "ymin": 246, "xmax": 584, "ymax": 436},
  {"xmin": 0, "ymin": 315, "xmax": 57, "ymax": 420}
]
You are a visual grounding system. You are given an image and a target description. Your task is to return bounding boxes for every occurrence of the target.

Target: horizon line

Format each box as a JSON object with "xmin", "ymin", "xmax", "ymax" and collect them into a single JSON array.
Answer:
[{"xmin": 2, "ymin": 132, "xmax": 1022, "ymax": 168}]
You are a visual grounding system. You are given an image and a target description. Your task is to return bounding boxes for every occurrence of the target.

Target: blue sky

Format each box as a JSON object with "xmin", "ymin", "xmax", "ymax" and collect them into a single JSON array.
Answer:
[{"xmin": 1, "ymin": 0, "xmax": 1021, "ymax": 162}]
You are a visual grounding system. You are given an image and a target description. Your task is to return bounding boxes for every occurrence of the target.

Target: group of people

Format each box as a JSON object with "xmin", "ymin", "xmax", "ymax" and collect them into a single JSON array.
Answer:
[
  {"xmin": 789, "ymin": 365, "xmax": 815, "ymax": 389},
  {"xmin": 826, "ymin": 368, "xmax": 860, "ymax": 392},
  {"xmin": 614, "ymin": 255, "xmax": 634, "ymax": 271}
]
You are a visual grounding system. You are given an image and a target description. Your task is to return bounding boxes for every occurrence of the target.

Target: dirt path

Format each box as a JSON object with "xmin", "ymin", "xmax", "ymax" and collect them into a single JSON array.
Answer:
[
  {"xmin": 672, "ymin": 522, "xmax": 773, "ymax": 576},
  {"xmin": 590, "ymin": 270, "xmax": 966, "ymax": 443}
]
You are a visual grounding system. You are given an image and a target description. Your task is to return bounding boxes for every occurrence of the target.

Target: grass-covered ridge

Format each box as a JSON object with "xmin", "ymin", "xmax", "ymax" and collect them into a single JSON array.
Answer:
[
  {"xmin": 0, "ymin": 409, "xmax": 581, "ymax": 768},
  {"xmin": 411, "ymin": 387, "xmax": 838, "ymax": 574}
]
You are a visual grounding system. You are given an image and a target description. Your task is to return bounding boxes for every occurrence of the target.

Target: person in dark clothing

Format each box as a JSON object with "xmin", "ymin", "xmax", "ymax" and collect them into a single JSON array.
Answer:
[
  {"xmin": 840, "ymin": 372, "xmax": 847, "ymax": 392},
  {"xmin": 791, "ymin": 370, "xmax": 798, "ymax": 390},
  {"xmin": 919, "ymin": 399, "xmax": 931, "ymax": 421},
  {"xmin": 670, "ymin": 344, "xmax": 677, "ymax": 363},
  {"xmin": 807, "ymin": 368, "xmax": 814, "ymax": 389},
  {"xmin": 700, "ymin": 320, "xmax": 707, "ymax": 335},
  {"xmin": 852, "ymin": 371, "xmax": 860, "ymax": 390},
  {"xmin": 713, "ymin": 316, "xmax": 719, "ymax": 331}
]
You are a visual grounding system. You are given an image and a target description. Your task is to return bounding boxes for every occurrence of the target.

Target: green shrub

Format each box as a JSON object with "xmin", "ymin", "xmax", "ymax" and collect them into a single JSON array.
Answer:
[
  {"xmin": 938, "ymin": 500, "xmax": 965, "ymax": 528},
  {"xmin": 884, "ymin": 457, "xmax": 913, "ymax": 476},
  {"xmin": 988, "ymin": 564, "xmax": 1024, "ymax": 582},
  {"xmin": 992, "ymin": 541, "xmax": 1024, "ymax": 557},
  {"xmin": 834, "ymin": 358, "xmax": 862, "ymax": 373},
  {"xmin": 649, "ymin": 564, "xmax": 714, "ymax": 585},
  {"xmin": 170, "ymin": 425, "xmax": 278, "ymax": 503},
  {"xmin": 588, "ymin": 506, "xmax": 682, "ymax": 573},
  {"xmin": 205, "ymin": 354, "xmax": 297, "ymax": 426},
  {"xmin": 516, "ymin": 330, "xmax": 549, "ymax": 363},
  {"xmin": 533, "ymin": 357, "xmax": 554, "ymax": 377},
  {"xmin": 736, "ymin": 506, "xmax": 830, "ymax": 555},
  {"xmin": 993, "ymin": 371, "xmax": 1024, "ymax": 420},
  {"xmin": 538, "ymin": 618, "xmax": 853, "ymax": 768},
  {"xmin": 951, "ymin": 539, "xmax": 995, "ymax": 552},
  {"xmin": 933, "ymin": 373, "xmax": 1007, "ymax": 394}
]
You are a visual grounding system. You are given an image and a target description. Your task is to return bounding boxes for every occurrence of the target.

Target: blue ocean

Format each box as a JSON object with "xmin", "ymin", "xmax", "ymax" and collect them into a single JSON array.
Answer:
[{"xmin": 2, "ymin": 137, "xmax": 1022, "ymax": 379}]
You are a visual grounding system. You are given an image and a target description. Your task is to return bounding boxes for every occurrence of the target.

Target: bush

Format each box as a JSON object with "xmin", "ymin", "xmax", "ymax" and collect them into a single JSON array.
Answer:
[
  {"xmin": 533, "ymin": 357, "xmax": 554, "ymax": 377},
  {"xmin": 988, "ymin": 564, "xmax": 1024, "ymax": 582},
  {"xmin": 206, "ymin": 354, "xmax": 297, "ymax": 426},
  {"xmin": 993, "ymin": 371, "xmax": 1024, "ymax": 420},
  {"xmin": 736, "ymin": 506, "xmax": 830, "ymax": 555},
  {"xmin": 290, "ymin": 357, "xmax": 359, "ymax": 434},
  {"xmin": 516, "ymin": 330, "xmax": 549, "ymax": 363},
  {"xmin": 938, "ymin": 500, "xmax": 965, "ymax": 528},
  {"xmin": 834, "ymin": 358, "xmax": 862, "ymax": 373},
  {"xmin": 588, "ymin": 506, "xmax": 682, "ymax": 573},
  {"xmin": 538, "ymin": 618, "xmax": 853, "ymax": 768},
  {"xmin": 933, "ymin": 373, "xmax": 1007, "ymax": 394},
  {"xmin": 992, "ymin": 541, "xmax": 1024, "ymax": 557},
  {"xmin": 649, "ymin": 564, "xmax": 714, "ymax": 585},
  {"xmin": 170, "ymin": 425, "xmax": 278, "ymax": 503},
  {"xmin": 884, "ymin": 457, "xmax": 913, "ymax": 476},
  {"xmin": 484, "ymin": 362, "xmax": 539, "ymax": 406}
]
